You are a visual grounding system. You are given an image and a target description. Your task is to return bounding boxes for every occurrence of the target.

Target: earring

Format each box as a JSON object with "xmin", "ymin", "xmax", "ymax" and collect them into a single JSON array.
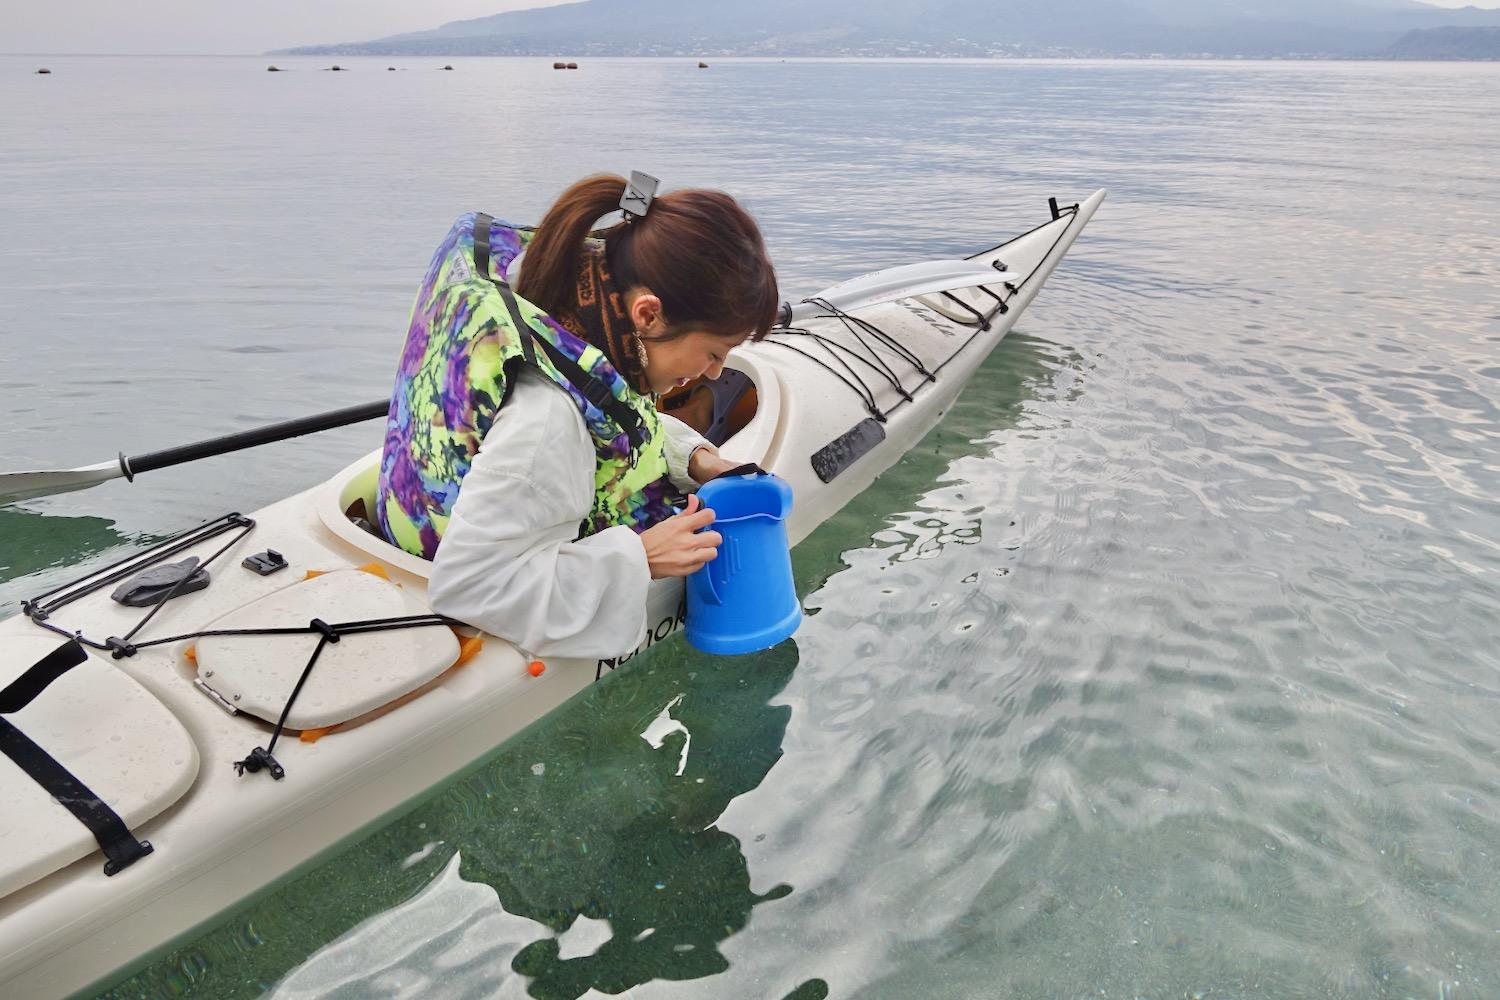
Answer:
[{"xmin": 632, "ymin": 333, "xmax": 650, "ymax": 370}]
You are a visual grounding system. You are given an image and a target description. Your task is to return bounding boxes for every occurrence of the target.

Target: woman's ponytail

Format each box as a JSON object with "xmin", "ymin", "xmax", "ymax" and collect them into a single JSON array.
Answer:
[
  {"xmin": 515, "ymin": 174, "xmax": 628, "ymax": 320},
  {"xmin": 518, "ymin": 172, "xmax": 779, "ymax": 344}
]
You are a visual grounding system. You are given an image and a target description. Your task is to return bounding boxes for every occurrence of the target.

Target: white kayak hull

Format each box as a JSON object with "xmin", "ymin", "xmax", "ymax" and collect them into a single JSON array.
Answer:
[{"xmin": 0, "ymin": 190, "xmax": 1103, "ymax": 997}]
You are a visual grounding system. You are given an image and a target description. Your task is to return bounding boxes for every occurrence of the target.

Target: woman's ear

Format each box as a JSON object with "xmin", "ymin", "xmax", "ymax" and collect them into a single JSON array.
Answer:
[{"xmin": 629, "ymin": 291, "xmax": 664, "ymax": 335}]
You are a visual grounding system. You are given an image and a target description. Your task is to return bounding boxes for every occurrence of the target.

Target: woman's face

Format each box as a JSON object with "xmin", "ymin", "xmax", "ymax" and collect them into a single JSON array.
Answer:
[
  {"xmin": 642, "ymin": 329, "xmax": 744, "ymax": 395},
  {"xmin": 628, "ymin": 289, "xmax": 749, "ymax": 395}
]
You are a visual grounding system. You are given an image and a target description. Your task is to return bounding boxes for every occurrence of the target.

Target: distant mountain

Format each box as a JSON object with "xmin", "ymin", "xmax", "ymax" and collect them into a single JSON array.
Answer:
[
  {"xmin": 274, "ymin": 0, "xmax": 1500, "ymax": 59},
  {"xmin": 1387, "ymin": 25, "xmax": 1500, "ymax": 57}
]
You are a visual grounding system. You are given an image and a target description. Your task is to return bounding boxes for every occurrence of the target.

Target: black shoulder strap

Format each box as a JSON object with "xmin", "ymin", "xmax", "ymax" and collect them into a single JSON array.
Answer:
[
  {"xmin": 0, "ymin": 640, "xmax": 154, "ymax": 876},
  {"xmin": 473, "ymin": 213, "xmax": 534, "ymax": 366},
  {"xmin": 471, "ymin": 213, "xmax": 641, "ymax": 437},
  {"xmin": 473, "ymin": 212, "xmax": 493, "ymax": 279},
  {"xmin": 531, "ymin": 334, "xmax": 642, "ymax": 437}
]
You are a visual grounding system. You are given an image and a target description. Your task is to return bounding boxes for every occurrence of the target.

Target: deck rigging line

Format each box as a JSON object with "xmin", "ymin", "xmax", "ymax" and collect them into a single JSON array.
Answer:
[
  {"xmin": 22, "ymin": 515, "xmax": 459, "ymax": 783},
  {"xmin": 762, "ymin": 201, "xmax": 1078, "ymax": 421}
]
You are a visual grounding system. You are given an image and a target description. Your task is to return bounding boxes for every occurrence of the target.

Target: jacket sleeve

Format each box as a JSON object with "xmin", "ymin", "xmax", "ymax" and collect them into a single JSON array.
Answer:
[
  {"xmin": 427, "ymin": 371, "xmax": 651, "ymax": 659},
  {"xmin": 659, "ymin": 413, "xmax": 713, "ymax": 493}
]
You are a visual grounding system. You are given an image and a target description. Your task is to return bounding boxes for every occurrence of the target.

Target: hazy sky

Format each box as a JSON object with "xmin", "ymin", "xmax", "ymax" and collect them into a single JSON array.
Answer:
[{"xmin": 4, "ymin": 0, "xmax": 1499, "ymax": 55}]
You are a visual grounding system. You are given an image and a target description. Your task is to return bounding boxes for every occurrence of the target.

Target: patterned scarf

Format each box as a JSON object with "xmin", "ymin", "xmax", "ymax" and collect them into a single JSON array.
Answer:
[{"xmin": 556, "ymin": 246, "xmax": 647, "ymax": 395}]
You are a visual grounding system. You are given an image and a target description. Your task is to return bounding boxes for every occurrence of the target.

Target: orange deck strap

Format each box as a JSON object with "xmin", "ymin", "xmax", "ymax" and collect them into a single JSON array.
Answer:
[
  {"xmin": 299, "ymin": 726, "xmax": 336, "ymax": 744},
  {"xmin": 452, "ymin": 635, "xmax": 485, "ymax": 669},
  {"xmin": 306, "ymin": 565, "xmax": 391, "ymax": 582}
]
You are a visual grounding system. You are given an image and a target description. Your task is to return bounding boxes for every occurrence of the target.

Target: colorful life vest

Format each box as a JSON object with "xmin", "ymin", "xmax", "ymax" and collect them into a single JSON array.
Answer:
[{"xmin": 377, "ymin": 213, "xmax": 679, "ymax": 560}]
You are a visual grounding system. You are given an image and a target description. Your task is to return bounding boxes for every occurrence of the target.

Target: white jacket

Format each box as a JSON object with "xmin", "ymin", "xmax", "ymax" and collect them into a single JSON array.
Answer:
[{"xmin": 427, "ymin": 368, "xmax": 709, "ymax": 659}]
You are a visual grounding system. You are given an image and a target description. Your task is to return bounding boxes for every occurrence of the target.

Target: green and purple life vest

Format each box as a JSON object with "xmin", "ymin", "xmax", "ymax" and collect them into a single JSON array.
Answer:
[{"xmin": 377, "ymin": 213, "xmax": 677, "ymax": 560}]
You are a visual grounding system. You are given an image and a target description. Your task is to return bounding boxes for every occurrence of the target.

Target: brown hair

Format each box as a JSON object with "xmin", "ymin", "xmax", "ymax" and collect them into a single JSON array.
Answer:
[{"xmin": 516, "ymin": 174, "xmax": 779, "ymax": 344}]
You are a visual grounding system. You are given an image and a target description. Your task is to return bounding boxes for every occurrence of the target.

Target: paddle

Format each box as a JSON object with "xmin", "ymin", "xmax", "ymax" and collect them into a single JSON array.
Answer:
[
  {"xmin": 1, "ymin": 258, "xmax": 1012, "ymax": 507},
  {"xmin": 0, "ymin": 399, "xmax": 390, "ymax": 507}
]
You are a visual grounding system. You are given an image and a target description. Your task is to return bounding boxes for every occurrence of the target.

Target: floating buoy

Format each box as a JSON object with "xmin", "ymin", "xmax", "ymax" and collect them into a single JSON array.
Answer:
[
  {"xmin": 553, "ymin": 61, "xmax": 566, "ymax": 69},
  {"xmin": 441, "ymin": 64, "xmax": 454, "ymax": 71},
  {"xmin": 35, "ymin": 68, "xmax": 51, "ymax": 75},
  {"xmin": 566, "ymin": 62, "xmax": 578, "ymax": 69},
  {"xmin": 527, "ymin": 660, "xmax": 545, "ymax": 677},
  {"xmin": 698, "ymin": 61, "xmax": 709, "ymax": 68},
  {"xmin": 266, "ymin": 65, "xmax": 281, "ymax": 72}
]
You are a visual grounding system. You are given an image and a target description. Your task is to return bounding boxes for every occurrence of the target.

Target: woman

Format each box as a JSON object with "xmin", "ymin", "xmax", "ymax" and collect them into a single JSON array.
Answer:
[{"xmin": 376, "ymin": 173, "xmax": 779, "ymax": 659}]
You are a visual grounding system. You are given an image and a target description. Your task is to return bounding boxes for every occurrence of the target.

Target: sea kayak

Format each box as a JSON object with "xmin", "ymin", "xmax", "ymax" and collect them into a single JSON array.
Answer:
[{"xmin": 0, "ymin": 189, "xmax": 1104, "ymax": 997}]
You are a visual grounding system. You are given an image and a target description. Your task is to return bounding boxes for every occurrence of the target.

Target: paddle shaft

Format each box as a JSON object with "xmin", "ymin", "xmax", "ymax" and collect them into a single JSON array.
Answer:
[{"xmin": 125, "ymin": 399, "xmax": 390, "ymax": 477}]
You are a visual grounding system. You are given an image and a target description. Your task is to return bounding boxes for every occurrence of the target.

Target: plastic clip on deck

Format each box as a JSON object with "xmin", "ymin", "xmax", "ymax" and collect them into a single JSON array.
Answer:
[
  {"xmin": 992, "ymin": 259, "xmax": 1019, "ymax": 294},
  {"xmin": 242, "ymin": 550, "xmax": 288, "ymax": 576},
  {"xmin": 233, "ymin": 746, "xmax": 285, "ymax": 781}
]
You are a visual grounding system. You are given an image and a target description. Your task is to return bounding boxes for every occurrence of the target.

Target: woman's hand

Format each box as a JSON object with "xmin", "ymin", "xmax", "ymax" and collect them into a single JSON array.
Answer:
[
  {"xmin": 687, "ymin": 445, "xmax": 743, "ymax": 484},
  {"xmin": 640, "ymin": 494, "xmax": 721, "ymax": 579}
]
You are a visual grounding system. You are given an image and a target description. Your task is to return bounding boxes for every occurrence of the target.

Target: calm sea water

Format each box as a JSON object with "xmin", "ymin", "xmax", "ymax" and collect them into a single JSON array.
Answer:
[{"xmin": 3, "ymin": 55, "xmax": 1498, "ymax": 1000}]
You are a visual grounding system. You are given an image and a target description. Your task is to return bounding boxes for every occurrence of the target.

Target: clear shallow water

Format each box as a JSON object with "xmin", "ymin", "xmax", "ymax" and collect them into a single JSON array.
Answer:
[{"xmin": 2, "ymin": 55, "xmax": 1498, "ymax": 999}]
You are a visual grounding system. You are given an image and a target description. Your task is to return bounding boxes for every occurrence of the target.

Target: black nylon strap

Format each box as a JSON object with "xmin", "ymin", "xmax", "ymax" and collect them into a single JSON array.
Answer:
[
  {"xmin": 0, "ymin": 641, "xmax": 154, "ymax": 876},
  {"xmin": 474, "ymin": 212, "xmax": 535, "ymax": 365},
  {"xmin": 473, "ymin": 212, "xmax": 492, "ymax": 280},
  {"xmin": 712, "ymin": 463, "xmax": 768, "ymax": 481},
  {"xmin": 0, "ymin": 639, "xmax": 86, "ymax": 713},
  {"xmin": 494, "ymin": 280, "xmax": 539, "ymax": 368},
  {"xmin": 530, "ymin": 332, "xmax": 642, "ymax": 436},
  {"xmin": 472, "ymin": 211, "xmax": 637, "ymax": 434},
  {"xmin": 471, "ymin": 213, "xmax": 636, "ymax": 430}
]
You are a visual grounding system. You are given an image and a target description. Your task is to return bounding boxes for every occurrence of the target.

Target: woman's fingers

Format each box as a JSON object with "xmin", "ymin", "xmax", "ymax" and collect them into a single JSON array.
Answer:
[
  {"xmin": 677, "ymin": 506, "xmax": 717, "ymax": 532},
  {"xmin": 641, "ymin": 497, "xmax": 721, "ymax": 579}
]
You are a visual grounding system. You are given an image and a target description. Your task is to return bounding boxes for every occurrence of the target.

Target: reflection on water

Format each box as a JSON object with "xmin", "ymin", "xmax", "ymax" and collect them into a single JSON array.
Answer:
[
  {"xmin": 267, "ymin": 852, "xmax": 543, "ymax": 999},
  {"xmin": 456, "ymin": 641, "xmax": 799, "ymax": 999},
  {"xmin": 792, "ymin": 334, "xmax": 1080, "ymax": 595},
  {"xmin": 0, "ymin": 508, "xmax": 140, "ymax": 613},
  {"xmin": 0, "ymin": 508, "xmax": 131, "ymax": 580}
]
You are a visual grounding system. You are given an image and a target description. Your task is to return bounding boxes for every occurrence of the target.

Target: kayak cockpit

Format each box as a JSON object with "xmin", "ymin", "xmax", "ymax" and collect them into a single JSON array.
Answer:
[{"xmin": 318, "ymin": 351, "xmax": 782, "ymax": 574}]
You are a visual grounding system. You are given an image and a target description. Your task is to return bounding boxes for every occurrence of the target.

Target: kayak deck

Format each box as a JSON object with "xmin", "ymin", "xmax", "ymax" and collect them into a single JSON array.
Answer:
[{"xmin": 0, "ymin": 190, "xmax": 1105, "ymax": 998}]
